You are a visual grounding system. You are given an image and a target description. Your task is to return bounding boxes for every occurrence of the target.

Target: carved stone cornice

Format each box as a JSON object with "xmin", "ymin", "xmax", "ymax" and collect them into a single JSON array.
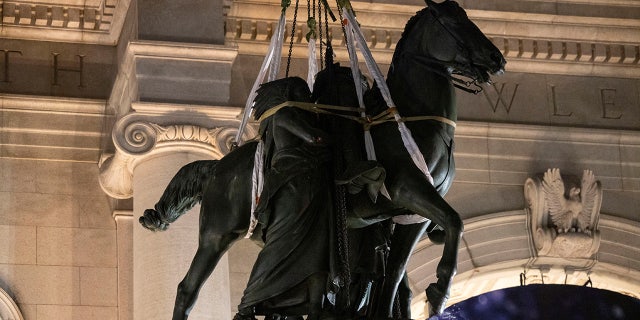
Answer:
[
  {"xmin": 0, "ymin": 93, "xmax": 109, "ymax": 162},
  {"xmin": 1, "ymin": 0, "xmax": 131, "ymax": 45},
  {"xmin": 98, "ymin": 103, "xmax": 257, "ymax": 199},
  {"xmin": 226, "ymin": 0, "xmax": 640, "ymax": 78},
  {"xmin": 2, "ymin": 0, "xmax": 113, "ymax": 30}
]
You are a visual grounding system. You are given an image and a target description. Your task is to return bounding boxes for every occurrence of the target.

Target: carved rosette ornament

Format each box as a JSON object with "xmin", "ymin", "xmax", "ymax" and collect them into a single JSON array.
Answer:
[
  {"xmin": 99, "ymin": 110, "xmax": 255, "ymax": 199},
  {"xmin": 524, "ymin": 168, "xmax": 602, "ymax": 259}
]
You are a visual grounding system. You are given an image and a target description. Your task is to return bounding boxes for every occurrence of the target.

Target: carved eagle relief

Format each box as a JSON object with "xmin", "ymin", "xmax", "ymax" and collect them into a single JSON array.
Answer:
[{"xmin": 542, "ymin": 169, "xmax": 601, "ymax": 235}]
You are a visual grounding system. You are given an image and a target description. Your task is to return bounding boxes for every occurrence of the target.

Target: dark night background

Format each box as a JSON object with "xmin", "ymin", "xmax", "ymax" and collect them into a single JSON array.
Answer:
[{"xmin": 430, "ymin": 284, "xmax": 640, "ymax": 320}]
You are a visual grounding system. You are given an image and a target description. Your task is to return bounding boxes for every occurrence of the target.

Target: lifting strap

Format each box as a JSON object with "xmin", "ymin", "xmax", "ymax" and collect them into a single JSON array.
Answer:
[
  {"xmin": 241, "ymin": 2, "xmax": 290, "ymax": 238},
  {"xmin": 342, "ymin": 5, "xmax": 434, "ymax": 188}
]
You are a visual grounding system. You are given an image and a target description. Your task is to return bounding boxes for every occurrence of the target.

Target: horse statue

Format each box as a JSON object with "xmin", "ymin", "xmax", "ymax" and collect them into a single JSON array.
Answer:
[{"xmin": 139, "ymin": 0, "xmax": 506, "ymax": 319}]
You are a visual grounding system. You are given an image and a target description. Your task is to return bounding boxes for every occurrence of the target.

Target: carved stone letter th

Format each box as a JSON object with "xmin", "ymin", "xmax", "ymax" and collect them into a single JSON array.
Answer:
[
  {"xmin": 51, "ymin": 53, "xmax": 86, "ymax": 88},
  {"xmin": 1, "ymin": 50, "xmax": 23, "ymax": 83}
]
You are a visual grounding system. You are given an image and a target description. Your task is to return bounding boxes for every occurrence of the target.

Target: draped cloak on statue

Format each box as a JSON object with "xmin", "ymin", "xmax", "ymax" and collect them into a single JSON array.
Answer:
[{"xmin": 239, "ymin": 104, "xmax": 335, "ymax": 314}]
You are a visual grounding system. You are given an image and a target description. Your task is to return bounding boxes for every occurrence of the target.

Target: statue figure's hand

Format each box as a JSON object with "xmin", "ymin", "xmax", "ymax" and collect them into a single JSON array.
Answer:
[{"xmin": 312, "ymin": 134, "xmax": 330, "ymax": 146}]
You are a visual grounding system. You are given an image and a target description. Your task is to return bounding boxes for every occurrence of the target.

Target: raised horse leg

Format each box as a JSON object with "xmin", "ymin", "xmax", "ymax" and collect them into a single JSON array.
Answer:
[
  {"xmin": 388, "ymin": 172, "xmax": 463, "ymax": 315},
  {"xmin": 172, "ymin": 189, "xmax": 248, "ymax": 320}
]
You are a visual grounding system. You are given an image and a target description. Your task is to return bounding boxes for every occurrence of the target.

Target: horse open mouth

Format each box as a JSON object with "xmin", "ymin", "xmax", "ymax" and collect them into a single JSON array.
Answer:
[
  {"xmin": 474, "ymin": 63, "xmax": 505, "ymax": 84},
  {"xmin": 468, "ymin": 66, "xmax": 492, "ymax": 84},
  {"xmin": 451, "ymin": 64, "xmax": 505, "ymax": 94},
  {"xmin": 471, "ymin": 50, "xmax": 507, "ymax": 84}
]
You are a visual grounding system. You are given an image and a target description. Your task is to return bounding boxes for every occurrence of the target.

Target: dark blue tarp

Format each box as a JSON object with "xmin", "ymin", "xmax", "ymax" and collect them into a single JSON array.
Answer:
[{"xmin": 430, "ymin": 284, "xmax": 640, "ymax": 320}]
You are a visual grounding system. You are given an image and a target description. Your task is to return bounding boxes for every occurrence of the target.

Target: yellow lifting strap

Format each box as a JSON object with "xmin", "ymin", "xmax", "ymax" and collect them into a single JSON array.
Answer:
[
  {"xmin": 256, "ymin": 101, "xmax": 457, "ymax": 129},
  {"xmin": 257, "ymin": 101, "xmax": 363, "ymax": 122},
  {"xmin": 365, "ymin": 109, "xmax": 458, "ymax": 129}
]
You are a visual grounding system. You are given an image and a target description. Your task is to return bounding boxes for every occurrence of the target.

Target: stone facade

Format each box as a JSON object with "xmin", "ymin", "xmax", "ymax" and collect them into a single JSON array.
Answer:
[
  {"xmin": 0, "ymin": 158, "xmax": 117, "ymax": 319},
  {"xmin": 1, "ymin": 0, "xmax": 639, "ymax": 319}
]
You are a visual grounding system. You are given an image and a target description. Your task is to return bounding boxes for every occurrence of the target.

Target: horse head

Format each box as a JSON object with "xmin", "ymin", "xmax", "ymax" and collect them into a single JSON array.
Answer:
[{"xmin": 415, "ymin": 0, "xmax": 505, "ymax": 84}]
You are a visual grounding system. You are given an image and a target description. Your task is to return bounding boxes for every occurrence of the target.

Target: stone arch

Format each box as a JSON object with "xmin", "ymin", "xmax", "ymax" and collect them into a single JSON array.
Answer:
[
  {"xmin": 406, "ymin": 210, "xmax": 640, "ymax": 318},
  {"xmin": 0, "ymin": 287, "xmax": 23, "ymax": 320}
]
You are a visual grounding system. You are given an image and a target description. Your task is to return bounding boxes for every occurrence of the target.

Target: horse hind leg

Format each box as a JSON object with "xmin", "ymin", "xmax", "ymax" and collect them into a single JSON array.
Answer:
[
  {"xmin": 173, "ymin": 195, "xmax": 247, "ymax": 320},
  {"xmin": 173, "ymin": 230, "xmax": 242, "ymax": 320},
  {"xmin": 390, "ymin": 179, "xmax": 463, "ymax": 315},
  {"xmin": 425, "ymin": 207, "xmax": 462, "ymax": 315},
  {"xmin": 423, "ymin": 209, "xmax": 462, "ymax": 315}
]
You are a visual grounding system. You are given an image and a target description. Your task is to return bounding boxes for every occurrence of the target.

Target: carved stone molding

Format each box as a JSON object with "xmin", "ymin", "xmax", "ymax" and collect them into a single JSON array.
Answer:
[
  {"xmin": 0, "ymin": 287, "xmax": 23, "ymax": 320},
  {"xmin": 229, "ymin": 14, "xmax": 640, "ymax": 61},
  {"xmin": 112, "ymin": 121, "xmax": 237, "ymax": 157},
  {"xmin": 0, "ymin": 93, "xmax": 110, "ymax": 162},
  {"xmin": 1, "ymin": 0, "xmax": 131, "ymax": 44},
  {"xmin": 98, "ymin": 104, "xmax": 256, "ymax": 199},
  {"xmin": 525, "ymin": 169, "xmax": 602, "ymax": 260},
  {"xmin": 99, "ymin": 151, "xmax": 135, "ymax": 199},
  {"xmin": 227, "ymin": 0, "xmax": 640, "ymax": 78},
  {"xmin": 2, "ymin": 0, "xmax": 114, "ymax": 31},
  {"xmin": 492, "ymin": 39, "xmax": 640, "ymax": 79}
]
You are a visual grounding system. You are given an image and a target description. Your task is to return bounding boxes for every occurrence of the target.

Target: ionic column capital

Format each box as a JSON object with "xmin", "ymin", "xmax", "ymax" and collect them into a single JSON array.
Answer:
[{"xmin": 99, "ymin": 104, "xmax": 257, "ymax": 199}]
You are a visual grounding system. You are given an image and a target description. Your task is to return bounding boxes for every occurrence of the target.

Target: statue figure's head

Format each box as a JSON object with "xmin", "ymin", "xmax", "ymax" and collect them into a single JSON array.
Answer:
[
  {"xmin": 312, "ymin": 63, "xmax": 368, "ymax": 109},
  {"xmin": 252, "ymin": 77, "xmax": 312, "ymax": 120}
]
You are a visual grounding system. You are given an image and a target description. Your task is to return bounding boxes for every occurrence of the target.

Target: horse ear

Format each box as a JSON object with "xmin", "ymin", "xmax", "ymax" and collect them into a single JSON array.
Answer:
[{"xmin": 424, "ymin": 0, "xmax": 442, "ymax": 7}]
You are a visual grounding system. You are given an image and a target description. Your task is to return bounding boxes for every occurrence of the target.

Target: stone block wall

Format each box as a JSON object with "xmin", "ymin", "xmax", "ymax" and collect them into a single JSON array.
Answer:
[{"xmin": 0, "ymin": 158, "xmax": 117, "ymax": 320}]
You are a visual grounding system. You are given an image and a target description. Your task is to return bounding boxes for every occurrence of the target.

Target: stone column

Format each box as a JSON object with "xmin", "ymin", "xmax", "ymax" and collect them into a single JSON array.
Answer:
[
  {"xmin": 132, "ymin": 151, "xmax": 231, "ymax": 319},
  {"xmin": 113, "ymin": 210, "xmax": 134, "ymax": 320},
  {"xmin": 100, "ymin": 20, "xmax": 246, "ymax": 317}
]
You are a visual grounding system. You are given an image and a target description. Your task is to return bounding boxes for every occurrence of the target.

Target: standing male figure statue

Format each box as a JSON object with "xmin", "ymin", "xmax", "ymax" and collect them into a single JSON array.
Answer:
[{"xmin": 235, "ymin": 77, "xmax": 334, "ymax": 320}]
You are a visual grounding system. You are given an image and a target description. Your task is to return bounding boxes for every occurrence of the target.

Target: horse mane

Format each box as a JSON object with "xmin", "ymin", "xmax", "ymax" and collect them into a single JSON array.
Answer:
[
  {"xmin": 367, "ymin": 9, "xmax": 432, "ymax": 117},
  {"xmin": 392, "ymin": 7, "xmax": 431, "ymax": 64}
]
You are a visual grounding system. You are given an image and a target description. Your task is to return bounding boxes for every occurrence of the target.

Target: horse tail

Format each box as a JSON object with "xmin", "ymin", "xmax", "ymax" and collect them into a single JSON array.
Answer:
[{"xmin": 139, "ymin": 160, "xmax": 218, "ymax": 231}]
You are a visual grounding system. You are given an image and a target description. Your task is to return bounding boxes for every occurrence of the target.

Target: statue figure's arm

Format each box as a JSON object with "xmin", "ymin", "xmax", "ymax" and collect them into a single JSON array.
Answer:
[{"xmin": 274, "ymin": 108, "xmax": 328, "ymax": 145}]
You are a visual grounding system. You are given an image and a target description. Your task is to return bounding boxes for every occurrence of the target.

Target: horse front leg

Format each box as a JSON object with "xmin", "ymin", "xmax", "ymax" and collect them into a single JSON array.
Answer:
[
  {"xmin": 389, "ymin": 174, "xmax": 463, "ymax": 315},
  {"xmin": 372, "ymin": 221, "xmax": 428, "ymax": 318}
]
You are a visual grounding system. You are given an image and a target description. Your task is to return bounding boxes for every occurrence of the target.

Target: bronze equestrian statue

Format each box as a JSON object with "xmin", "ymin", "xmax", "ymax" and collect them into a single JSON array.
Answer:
[{"xmin": 140, "ymin": 0, "xmax": 506, "ymax": 318}]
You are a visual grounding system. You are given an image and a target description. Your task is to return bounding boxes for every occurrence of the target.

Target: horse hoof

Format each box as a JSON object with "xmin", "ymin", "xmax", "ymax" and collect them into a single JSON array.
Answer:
[
  {"xmin": 427, "ymin": 302, "xmax": 436, "ymax": 318},
  {"xmin": 427, "ymin": 228, "xmax": 445, "ymax": 244},
  {"xmin": 425, "ymin": 283, "xmax": 448, "ymax": 315}
]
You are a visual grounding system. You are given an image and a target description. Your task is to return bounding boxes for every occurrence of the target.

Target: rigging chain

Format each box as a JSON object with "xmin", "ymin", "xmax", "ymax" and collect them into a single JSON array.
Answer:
[
  {"xmin": 318, "ymin": 0, "xmax": 324, "ymax": 69},
  {"xmin": 285, "ymin": 0, "xmax": 300, "ymax": 77}
]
